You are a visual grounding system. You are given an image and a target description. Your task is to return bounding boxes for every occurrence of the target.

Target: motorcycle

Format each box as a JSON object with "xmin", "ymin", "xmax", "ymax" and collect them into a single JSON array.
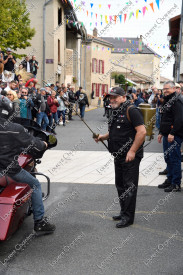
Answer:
[{"xmin": 0, "ymin": 118, "xmax": 57, "ymax": 241}]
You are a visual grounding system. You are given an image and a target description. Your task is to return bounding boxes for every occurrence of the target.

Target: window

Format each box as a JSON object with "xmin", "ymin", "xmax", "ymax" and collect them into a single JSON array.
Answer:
[
  {"xmin": 58, "ymin": 39, "xmax": 60, "ymax": 64},
  {"xmin": 58, "ymin": 8, "xmax": 62, "ymax": 25}
]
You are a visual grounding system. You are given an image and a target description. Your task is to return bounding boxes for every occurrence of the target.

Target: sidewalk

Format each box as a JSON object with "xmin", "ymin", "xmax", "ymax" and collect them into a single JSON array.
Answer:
[{"xmin": 38, "ymin": 150, "xmax": 176, "ymax": 186}]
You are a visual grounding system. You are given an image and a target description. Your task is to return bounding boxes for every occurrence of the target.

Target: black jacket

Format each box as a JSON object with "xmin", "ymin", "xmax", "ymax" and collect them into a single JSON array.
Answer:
[
  {"xmin": 160, "ymin": 92, "xmax": 183, "ymax": 138},
  {"xmin": 0, "ymin": 119, "xmax": 46, "ymax": 176}
]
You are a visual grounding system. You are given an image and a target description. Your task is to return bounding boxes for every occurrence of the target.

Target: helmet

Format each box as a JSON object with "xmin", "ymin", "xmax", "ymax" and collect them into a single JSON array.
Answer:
[{"xmin": 0, "ymin": 95, "xmax": 13, "ymax": 119}]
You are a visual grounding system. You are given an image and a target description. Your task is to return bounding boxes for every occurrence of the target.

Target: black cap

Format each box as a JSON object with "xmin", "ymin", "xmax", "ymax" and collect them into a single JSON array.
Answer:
[{"xmin": 109, "ymin": 87, "xmax": 126, "ymax": 96}]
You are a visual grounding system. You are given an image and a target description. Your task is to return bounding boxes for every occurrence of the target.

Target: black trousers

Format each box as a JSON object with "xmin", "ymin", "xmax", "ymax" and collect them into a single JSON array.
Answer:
[{"xmin": 114, "ymin": 157, "xmax": 141, "ymax": 223}]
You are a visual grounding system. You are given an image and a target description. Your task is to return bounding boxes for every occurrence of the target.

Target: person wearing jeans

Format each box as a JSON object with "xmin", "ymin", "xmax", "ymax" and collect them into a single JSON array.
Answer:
[
  {"xmin": 57, "ymin": 90, "xmax": 67, "ymax": 126},
  {"xmin": 36, "ymin": 89, "xmax": 49, "ymax": 131},
  {"xmin": 47, "ymin": 90, "xmax": 59, "ymax": 133},
  {"xmin": 78, "ymin": 91, "xmax": 89, "ymax": 119},
  {"xmin": 158, "ymin": 80, "xmax": 183, "ymax": 192}
]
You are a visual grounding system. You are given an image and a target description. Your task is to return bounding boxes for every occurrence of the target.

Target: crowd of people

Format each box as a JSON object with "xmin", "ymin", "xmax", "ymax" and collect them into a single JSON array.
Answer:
[{"xmin": 0, "ymin": 48, "xmax": 90, "ymax": 135}]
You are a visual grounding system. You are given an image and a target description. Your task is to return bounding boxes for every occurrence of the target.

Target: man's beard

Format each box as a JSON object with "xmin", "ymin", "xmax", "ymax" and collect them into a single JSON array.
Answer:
[{"xmin": 110, "ymin": 102, "xmax": 121, "ymax": 109}]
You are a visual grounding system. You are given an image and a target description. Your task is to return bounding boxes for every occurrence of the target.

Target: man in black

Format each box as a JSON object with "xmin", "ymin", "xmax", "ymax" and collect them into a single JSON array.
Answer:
[
  {"xmin": 0, "ymin": 95, "xmax": 55, "ymax": 235},
  {"xmin": 158, "ymin": 81, "xmax": 183, "ymax": 192},
  {"xmin": 3, "ymin": 48, "xmax": 16, "ymax": 72},
  {"xmin": 29, "ymin": 55, "xmax": 39, "ymax": 77},
  {"xmin": 21, "ymin": 56, "xmax": 31, "ymax": 72},
  {"xmin": 68, "ymin": 86, "xmax": 75, "ymax": 120},
  {"xmin": 95, "ymin": 87, "xmax": 146, "ymax": 228}
]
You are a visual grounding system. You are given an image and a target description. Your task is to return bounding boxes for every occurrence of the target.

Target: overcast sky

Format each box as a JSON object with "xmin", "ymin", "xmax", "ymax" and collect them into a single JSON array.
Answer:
[{"xmin": 74, "ymin": 0, "xmax": 182, "ymax": 80}]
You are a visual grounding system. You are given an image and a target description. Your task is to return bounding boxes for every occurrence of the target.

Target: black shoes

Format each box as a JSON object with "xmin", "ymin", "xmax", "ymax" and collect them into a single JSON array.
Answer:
[
  {"xmin": 164, "ymin": 185, "xmax": 181, "ymax": 192},
  {"xmin": 112, "ymin": 214, "xmax": 121, "ymax": 221},
  {"xmin": 34, "ymin": 217, "xmax": 56, "ymax": 235},
  {"xmin": 116, "ymin": 217, "xmax": 133, "ymax": 228},
  {"xmin": 158, "ymin": 179, "xmax": 171, "ymax": 189},
  {"xmin": 159, "ymin": 168, "xmax": 168, "ymax": 175}
]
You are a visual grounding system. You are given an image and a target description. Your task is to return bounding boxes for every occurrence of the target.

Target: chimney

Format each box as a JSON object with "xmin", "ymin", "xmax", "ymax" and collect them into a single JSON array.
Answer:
[
  {"xmin": 138, "ymin": 35, "xmax": 143, "ymax": 53},
  {"xmin": 93, "ymin": 28, "xmax": 98, "ymax": 37}
]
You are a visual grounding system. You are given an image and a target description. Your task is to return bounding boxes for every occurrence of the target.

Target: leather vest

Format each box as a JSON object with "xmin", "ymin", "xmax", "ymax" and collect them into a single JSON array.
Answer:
[{"xmin": 108, "ymin": 103, "xmax": 143, "ymax": 159}]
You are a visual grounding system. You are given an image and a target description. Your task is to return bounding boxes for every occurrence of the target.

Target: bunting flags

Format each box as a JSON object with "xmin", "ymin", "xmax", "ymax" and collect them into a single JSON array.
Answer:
[
  {"xmin": 149, "ymin": 3, "xmax": 154, "ymax": 12},
  {"xmin": 73, "ymin": 0, "xmax": 160, "ymax": 26}
]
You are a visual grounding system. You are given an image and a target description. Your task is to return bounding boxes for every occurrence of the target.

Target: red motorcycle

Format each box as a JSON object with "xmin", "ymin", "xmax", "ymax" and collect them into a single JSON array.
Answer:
[{"xmin": 0, "ymin": 118, "xmax": 57, "ymax": 241}]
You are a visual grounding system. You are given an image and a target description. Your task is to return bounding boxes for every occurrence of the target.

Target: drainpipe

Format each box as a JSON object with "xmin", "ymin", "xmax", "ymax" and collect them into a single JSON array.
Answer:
[
  {"xmin": 178, "ymin": 2, "xmax": 183, "ymax": 81},
  {"xmin": 43, "ymin": 0, "xmax": 52, "ymax": 86}
]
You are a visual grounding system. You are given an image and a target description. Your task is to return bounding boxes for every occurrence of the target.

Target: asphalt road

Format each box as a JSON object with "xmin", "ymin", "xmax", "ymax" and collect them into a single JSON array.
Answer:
[{"xmin": 0, "ymin": 108, "xmax": 182, "ymax": 275}]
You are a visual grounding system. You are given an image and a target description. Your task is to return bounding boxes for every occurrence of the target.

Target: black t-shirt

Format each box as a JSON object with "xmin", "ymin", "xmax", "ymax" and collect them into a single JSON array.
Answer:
[
  {"xmin": 128, "ymin": 107, "xmax": 144, "ymax": 128},
  {"xmin": 4, "ymin": 55, "xmax": 16, "ymax": 72}
]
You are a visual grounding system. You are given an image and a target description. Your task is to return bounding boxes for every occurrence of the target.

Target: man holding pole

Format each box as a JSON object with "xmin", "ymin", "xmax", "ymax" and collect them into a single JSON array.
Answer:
[{"xmin": 95, "ymin": 87, "xmax": 146, "ymax": 228}]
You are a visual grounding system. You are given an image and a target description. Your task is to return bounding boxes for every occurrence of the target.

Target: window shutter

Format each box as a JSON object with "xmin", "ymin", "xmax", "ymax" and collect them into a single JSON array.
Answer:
[
  {"xmin": 102, "ymin": 84, "xmax": 105, "ymax": 95},
  {"xmin": 96, "ymin": 84, "xmax": 99, "ymax": 97},
  {"xmin": 99, "ymin": 60, "xmax": 101, "ymax": 74},
  {"xmin": 92, "ymin": 58, "xmax": 94, "ymax": 73},
  {"xmin": 96, "ymin": 59, "xmax": 98, "ymax": 73},
  {"xmin": 102, "ymin": 60, "xmax": 104, "ymax": 74}
]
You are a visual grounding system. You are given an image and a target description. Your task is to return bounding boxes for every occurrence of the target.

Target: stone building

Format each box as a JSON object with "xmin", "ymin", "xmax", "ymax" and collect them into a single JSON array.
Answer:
[{"xmin": 16, "ymin": 0, "xmax": 86, "ymax": 87}]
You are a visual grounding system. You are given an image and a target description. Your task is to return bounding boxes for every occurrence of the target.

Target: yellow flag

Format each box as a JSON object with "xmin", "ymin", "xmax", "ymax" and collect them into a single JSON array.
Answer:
[
  {"xmin": 99, "ymin": 4, "xmax": 101, "ymax": 8},
  {"xmin": 136, "ymin": 9, "xmax": 139, "ymax": 19}
]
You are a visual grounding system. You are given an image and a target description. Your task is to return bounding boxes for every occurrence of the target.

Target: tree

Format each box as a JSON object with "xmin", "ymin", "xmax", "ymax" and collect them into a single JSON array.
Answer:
[
  {"xmin": 0, "ymin": 0, "xmax": 35, "ymax": 56},
  {"xmin": 111, "ymin": 72, "xmax": 133, "ymax": 87}
]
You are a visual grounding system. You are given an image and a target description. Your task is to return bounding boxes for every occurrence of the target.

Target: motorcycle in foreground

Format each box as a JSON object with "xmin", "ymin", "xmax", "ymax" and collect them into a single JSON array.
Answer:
[{"xmin": 0, "ymin": 118, "xmax": 57, "ymax": 241}]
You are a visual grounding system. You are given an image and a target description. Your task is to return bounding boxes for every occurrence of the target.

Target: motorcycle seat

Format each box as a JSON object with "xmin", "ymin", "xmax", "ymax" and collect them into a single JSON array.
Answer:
[{"xmin": 0, "ymin": 176, "xmax": 8, "ymax": 187}]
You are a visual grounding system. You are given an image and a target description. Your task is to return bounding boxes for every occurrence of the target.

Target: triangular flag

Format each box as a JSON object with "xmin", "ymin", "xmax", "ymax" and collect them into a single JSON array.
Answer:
[
  {"xmin": 95, "ymin": 22, "xmax": 97, "ymax": 26},
  {"xmin": 139, "ymin": 10, "xmax": 141, "ymax": 13},
  {"xmin": 149, "ymin": 2, "xmax": 154, "ymax": 12},
  {"xmin": 109, "ymin": 16, "xmax": 112, "ymax": 22},
  {"xmin": 156, "ymin": 0, "xmax": 159, "ymax": 9},
  {"xmin": 114, "ymin": 15, "xmax": 117, "ymax": 24},
  {"xmin": 91, "ymin": 12, "xmax": 93, "ymax": 18},
  {"xmin": 108, "ymin": 4, "xmax": 111, "ymax": 9},
  {"xmin": 124, "ymin": 14, "xmax": 127, "ymax": 22},
  {"xmin": 101, "ymin": 22, "xmax": 102, "ymax": 25},
  {"xmin": 99, "ymin": 4, "xmax": 101, "ymax": 8},
  {"xmin": 87, "ymin": 10, "xmax": 88, "ymax": 16},
  {"xmin": 136, "ymin": 9, "xmax": 139, "ymax": 18},
  {"xmin": 105, "ymin": 15, "xmax": 108, "ymax": 23},
  {"xmin": 81, "ymin": 22, "xmax": 83, "ymax": 26},
  {"xmin": 96, "ymin": 13, "xmax": 97, "ymax": 19},
  {"xmin": 101, "ymin": 15, "xmax": 102, "ymax": 20},
  {"xmin": 129, "ymin": 12, "xmax": 133, "ymax": 20},
  {"xmin": 90, "ymin": 22, "xmax": 92, "ymax": 26},
  {"xmin": 119, "ymin": 15, "xmax": 122, "ymax": 23},
  {"xmin": 142, "ymin": 6, "xmax": 147, "ymax": 16},
  {"xmin": 144, "ymin": 0, "xmax": 147, "ymax": 2},
  {"xmin": 90, "ymin": 3, "xmax": 93, "ymax": 8}
]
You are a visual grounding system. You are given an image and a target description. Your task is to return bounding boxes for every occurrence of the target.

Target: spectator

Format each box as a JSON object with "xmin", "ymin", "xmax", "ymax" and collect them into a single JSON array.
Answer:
[
  {"xmin": 7, "ymin": 90, "xmax": 20, "ymax": 117},
  {"xmin": 19, "ymin": 88, "xmax": 34, "ymax": 119},
  {"xmin": 27, "ymin": 81, "xmax": 34, "ymax": 94},
  {"xmin": 36, "ymin": 88, "xmax": 49, "ymax": 131},
  {"xmin": 68, "ymin": 86, "xmax": 75, "ymax": 120},
  {"xmin": 4, "ymin": 80, "xmax": 18, "ymax": 92},
  {"xmin": 158, "ymin": 81, "xmax": 183, "ymax": 192},
  {"xmin": 3, "ymin": 48, "xmax": 16, "ymax": 73},
  {"xmin": 131, "ymin": 89, "xmax": 144, "ymax": 107},
  {"xmin": 25, "ymin": 78, "xmax": 38, "ymax": 88},
  {"xmin": 148, "ymin": 86, "xmax": 157, "ymax": 107},
  {"xmin": 0, "ymin": 48, "xmax": 4, "ymax": 76},
  {"xmin": 47, "ymin": 90, "xmax": 59, "ymax": 134},
  {"xmin": 50, "ymin": 84, "xmax": 55, "ymax": 91},
  {"xmin": 30, "ymin": 55, "xmax": 39, "ymax": 78},
  {"xmin": 75, "ymin": 86, "xmax": 82, "ymax": 113},
  {"xmin": 54, "ymin": 81, "xmax": 60, "ymax": 93},
  {"xmin": 21, "ymin": 56, "xmax": 31, "ymax": 72},
  {"xmin": 78, "ymin": 90, "xmax": 89, "ymax": 118},
  {"xmin": 57, "ymin": 90, "xmax": 67, "ymax": 126},
  {"xmin": 175, "ymin": 83, "xmax": 181, "ymax": 94}
]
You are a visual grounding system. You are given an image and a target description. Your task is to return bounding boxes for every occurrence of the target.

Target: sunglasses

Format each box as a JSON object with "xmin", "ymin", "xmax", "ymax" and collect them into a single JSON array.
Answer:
[
  {"xmin": 7, "ymin": 94, "xmax": 13, "ymax": 96},
  {"xmin": 22, "ymin": 92, "xmax": 27, "ymax": 94}
]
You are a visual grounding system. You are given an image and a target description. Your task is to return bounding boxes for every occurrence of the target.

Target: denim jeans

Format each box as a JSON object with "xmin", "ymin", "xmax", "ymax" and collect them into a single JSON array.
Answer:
[
  {"xmin": 49, "ymin": 112, "xmax": 58, "ymax": 129},
  {"xmin": 80, "ymin": 105, "xmax": 86, "ymax": 118},
  {"xmin": 156, "ymin": 108, "xmax": 160, "ymax": 129},
  {"xmin": 57, "ymin": 110, "xmax": 66, "ymax": 124},
  {"xmin": 9, "ymin": 169, "xmax": 44, "ymax": 221},
  {"xmin": 163, "ymin": 135, "xmax": 183, "ymax": 186},
  {"xmin": 36, "ymin": 112, "xmax": 49, "ymax": 131}
]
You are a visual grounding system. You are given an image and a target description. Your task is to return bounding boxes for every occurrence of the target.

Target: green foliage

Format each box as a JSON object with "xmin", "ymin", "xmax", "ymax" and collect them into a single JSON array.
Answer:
[
  {"xmin": 0, "ymin": 0, "xmax": 35, "ymax": 57},
  {"xmin": 111, "ymin": 72, "xmax": 133, "ymax": 87}
]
